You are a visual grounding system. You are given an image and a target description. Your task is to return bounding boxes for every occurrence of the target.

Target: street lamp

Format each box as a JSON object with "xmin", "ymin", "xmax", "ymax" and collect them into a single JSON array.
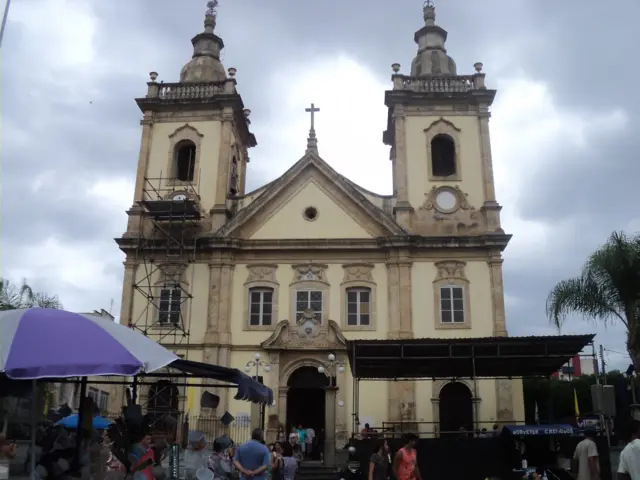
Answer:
[
  {"xmin": 245, "ymin": 353, "xmax": 271, "ymax": 431},
  {"xmin": 317, "ymin": 353, "xmax": 345, "ymax": 386},
  {"xmin": 317, "ymin": 353, "xmax": 345, "ymax": 466}
]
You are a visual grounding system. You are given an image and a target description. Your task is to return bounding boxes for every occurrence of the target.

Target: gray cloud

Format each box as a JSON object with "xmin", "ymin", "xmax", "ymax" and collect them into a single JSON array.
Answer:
[{"xmin": 2, "ymin": 0, "xmax": 636, "ymax": 369}]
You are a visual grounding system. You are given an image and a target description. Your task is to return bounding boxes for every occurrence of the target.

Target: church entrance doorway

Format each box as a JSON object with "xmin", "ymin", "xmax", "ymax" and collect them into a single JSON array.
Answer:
[
  {"xmin": 438, "ymin": 381, "xmax": 473, "ymax": 437},
  {"xmin": 287, "ymin": 366, "xmax": 327, "ymax": 460}
]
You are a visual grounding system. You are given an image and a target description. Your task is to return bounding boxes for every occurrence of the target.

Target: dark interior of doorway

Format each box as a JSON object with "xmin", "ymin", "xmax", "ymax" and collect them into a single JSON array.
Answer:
[
  {"xmin": 438, "ymin": 381, "xmax": 474, "ymax": 437},
  {"xmin": 287, "ymin": 388, "xmax": 325, "ymax": 460},
  {"xmin": 287, "ymin": 366, "xmax": 327, "ymax": 460}
]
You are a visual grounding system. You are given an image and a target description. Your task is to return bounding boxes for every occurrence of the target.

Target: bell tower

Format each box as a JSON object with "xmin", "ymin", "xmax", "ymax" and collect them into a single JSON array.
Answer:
[
  {"xmin": 126, "ymin": 0, "xmax": 257, "ymax": 234},
  {"xmin": 383, "ymin": 1, "xmax": 502, "ymax": 235}
]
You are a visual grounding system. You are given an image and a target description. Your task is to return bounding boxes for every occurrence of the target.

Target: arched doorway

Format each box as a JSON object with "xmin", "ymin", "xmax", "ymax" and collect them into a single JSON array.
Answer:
[
  {"xmin": 438, "ymin": 381, "xmax": 473, "ymax": 436},
  {"xmin": 287, "ymin": 366, "xmax": 327, "ymax": 460}
]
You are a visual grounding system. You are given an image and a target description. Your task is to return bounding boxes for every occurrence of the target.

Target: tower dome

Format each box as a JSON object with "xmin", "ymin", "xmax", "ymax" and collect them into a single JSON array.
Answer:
[
  {"xmin": 180, "ymin": 1, "xmax": 227, "ymax": 83},
  {"xmin": 410, "ymin": 1, "xmax": 457, "ymax": 77}
]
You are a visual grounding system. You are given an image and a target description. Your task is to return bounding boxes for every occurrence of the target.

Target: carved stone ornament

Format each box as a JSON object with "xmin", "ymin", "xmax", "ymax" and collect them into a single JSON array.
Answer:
[
  {"xmin": 341, "ymin": 263, "xmax": 375, "ymax": 284},
  {"xmin": 246, "ymin": 264, "xmax": 278, "ymax": 284},
  {"xmin": 162, "ymin": 190, "xmax": 194, "ymax": 201},
  {"xmin": 291, "ymin": 264, "xmax": 328, "ymax": 284},
  {"xmin": 434, "ymin": 260, "xmax": 467, "ymax": 281},
  {"xmin": 414, "ymin": 185, "xmax": 486, "ymax": 236},
  {"xmin": 296, "ymin": 309, "xmax": 321, "ymax": 340},
  {"xmin": 158, "ymin": 262, "xmax": 188, "ymax": 280},
  {"xmin": 420, "ymin": 185, "xmax": 470, "ymax": 213},
  {"xmin": 261, "ymin": 319, "xmax": 347, "ymax": 351}
]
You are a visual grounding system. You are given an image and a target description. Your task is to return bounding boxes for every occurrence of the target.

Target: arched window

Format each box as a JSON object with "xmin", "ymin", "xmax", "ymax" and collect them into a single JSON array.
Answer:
[
  {"xmin": 175, "ymin": 140, "xmax": 196, "ymax": 182},
  {"xmin": 229, "ymin": 156, "xmax": 239, "ymax": 196},
  {"xmin": 431, "ymin": 134, "xmax": 456, "ymax": 177},
  {"xmin": 346, "ymin": 287, "xmax": 371, "ymax": 326},
  {"xmin": 248, "ymin": 287, "xmax": 273, "ymax": 326}
]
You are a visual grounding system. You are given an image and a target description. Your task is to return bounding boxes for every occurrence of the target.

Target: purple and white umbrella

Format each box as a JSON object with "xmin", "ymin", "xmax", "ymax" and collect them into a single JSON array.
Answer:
[{"xmin": 0, "ymin": 308, "xmax": 178, "ymax": 379}]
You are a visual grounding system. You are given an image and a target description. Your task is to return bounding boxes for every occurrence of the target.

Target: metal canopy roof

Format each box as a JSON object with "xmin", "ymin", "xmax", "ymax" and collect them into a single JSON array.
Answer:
[{"xmin": 346, "ymin": 334, "xmax": 595, "ymax": 380}]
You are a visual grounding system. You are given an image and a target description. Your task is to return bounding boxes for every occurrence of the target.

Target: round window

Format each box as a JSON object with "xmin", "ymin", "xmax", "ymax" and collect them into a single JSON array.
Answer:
[
  {"xmin": 303, "ymin": 206, "xmax": 318, "ymax": 221},
  {"xmin": 434, "ymin": 189, "xmax": 458, "ymax": 212}
]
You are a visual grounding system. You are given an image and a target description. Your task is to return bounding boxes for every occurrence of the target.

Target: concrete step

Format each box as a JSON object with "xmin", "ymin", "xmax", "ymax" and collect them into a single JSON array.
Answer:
[{"xmin": 297, "ymin": 461, "xmax": 340, "ymax": 480}]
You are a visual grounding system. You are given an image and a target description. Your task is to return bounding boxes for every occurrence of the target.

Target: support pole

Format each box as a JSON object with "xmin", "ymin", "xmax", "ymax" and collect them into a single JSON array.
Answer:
[
  {"xmin": 30, "ymin": 380, "xmax": 37, "ymax": 480},
  {"xmin": 592, "ymin": 343, "xmax": 606, "ymax": 439},
  {"xmin": 471, "ymin": 348, "xmax": 479, "ymax": 433},
  {"xmin": 0, "ymin": 0, "xmax": 11, "ymax": 49}
]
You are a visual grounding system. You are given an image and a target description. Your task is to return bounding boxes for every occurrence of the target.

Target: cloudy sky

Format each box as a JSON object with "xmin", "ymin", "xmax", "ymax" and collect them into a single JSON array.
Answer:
[{"xmin": 2, "ymin": 0, "xmax": 637, "ymax": 370}]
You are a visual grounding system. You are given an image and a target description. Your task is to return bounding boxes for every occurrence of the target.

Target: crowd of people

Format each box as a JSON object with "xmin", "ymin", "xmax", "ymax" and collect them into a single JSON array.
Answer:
[{"xmin": 182, "ymin": 428, "xmax": 303, "ymax": 480}]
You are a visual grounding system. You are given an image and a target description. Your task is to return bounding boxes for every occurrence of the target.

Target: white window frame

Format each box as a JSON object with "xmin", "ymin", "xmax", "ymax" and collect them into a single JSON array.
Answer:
[
  {"xmin": 158, "ymin": 287, "xmax": 182, "ymax": 324},
  {"xmin": 345, "ymin": 288, "xmax": 371, "ymax": 326},
  {"xmin": 88, "ymin": 387, "xmax": 99, "ymax": 403},
  {"xmin": 439, "ymin": 285, "xmax": 465, "ymax": 324},
  {"xmin": 98, "ymin": 391, "xmax": 109, "ymax": 412},
  {"xmin": 248, "ymin": 287, "xmax": 274, "ymax": 326},
  {"xmin": 295, "ymin": 289, "xmax": 323, "ymax": 323}
]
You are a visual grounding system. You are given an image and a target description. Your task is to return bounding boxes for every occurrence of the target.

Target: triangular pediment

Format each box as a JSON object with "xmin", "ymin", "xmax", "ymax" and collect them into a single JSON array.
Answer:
[
  {"xmin": 217, "ymin": 153, "xmax": 405, "ymax": 239},
  {"xmin": 261, "ymin": 319, "xmax": 347, "ymax": 351}
]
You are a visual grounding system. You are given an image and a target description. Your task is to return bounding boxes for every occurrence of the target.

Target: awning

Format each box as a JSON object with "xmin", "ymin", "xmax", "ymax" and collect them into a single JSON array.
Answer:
[
  {"xmin": 502, "ymin": 424, "xmax": 578, "ymax": 436},
  {"xmin": 347, "ymin": 335, "xmax": 595, "ymax": 379},
  {"xmin": 151, "ymin": 359, "xmax": 274, "ymax": 406}
]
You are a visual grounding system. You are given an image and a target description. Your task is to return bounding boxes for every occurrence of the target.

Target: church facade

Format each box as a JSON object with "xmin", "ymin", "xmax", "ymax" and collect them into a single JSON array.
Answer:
[{"xmin": 116, "ymin": 1, "xmax": 524, "ymax": 443}]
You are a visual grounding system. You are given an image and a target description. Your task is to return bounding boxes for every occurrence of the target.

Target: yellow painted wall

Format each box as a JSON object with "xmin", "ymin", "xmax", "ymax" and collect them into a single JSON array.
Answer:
[
  {"xmin": 412, "ymin": 260, "xmax": 495, "ymax": 338},
  {"xmin": 405, "ymin": 115, "xmax": 485, "ymax": 208},
  {"xmin": 128, "ymin": 262, "xmax": 211, "ymax": 346},
  {"xmin": 230, "ymin": 262, "xmax": 389, "ymax": 345},
  {"xmin": 249, "ymin": 180, "xmax": 374, "ymax": 240},
  {"xmin": 146, "ymin": 121, "xmax": 222, "ymax": 208}
]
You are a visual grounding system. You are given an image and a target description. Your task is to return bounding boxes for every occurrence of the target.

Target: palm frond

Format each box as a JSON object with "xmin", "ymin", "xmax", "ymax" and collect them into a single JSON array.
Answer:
[
  {"xmin": 0, "ymin": 278, "xmax": 61, "ymax": 310},
  {"xmin": 546, "ymin": 274, "xmax": 624, "ymax": 329}
]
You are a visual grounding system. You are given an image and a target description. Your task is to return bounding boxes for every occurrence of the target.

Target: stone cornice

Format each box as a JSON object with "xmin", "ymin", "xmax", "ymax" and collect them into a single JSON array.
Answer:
[
  {"xmin": 115, "ymin": 232, "xmax": 512, "ymax": 254},
  {"xmin": 384, "ymin": 88, "xmax": 497, "ymax": 109},
  {"xmin": 135, "ymin": 93, "xmax": 256, "ymax": 148}
]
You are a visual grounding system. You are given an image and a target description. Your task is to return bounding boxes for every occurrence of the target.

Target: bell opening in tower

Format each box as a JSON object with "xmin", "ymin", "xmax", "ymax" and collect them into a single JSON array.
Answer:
[
  {"xmin": 431, "ymin": 134, "xmax": 456, "ymax": 177},
  {"xmin": 175, "ymin": 140, "xmax": 196, "ymax": 182}
]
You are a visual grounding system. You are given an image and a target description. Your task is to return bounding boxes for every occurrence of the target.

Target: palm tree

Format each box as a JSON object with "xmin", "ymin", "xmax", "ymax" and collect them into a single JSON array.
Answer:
[
  {"xmin": 546, "ymin": 231, "xmax": 640, "ymax": 372},
  {"xmin": 0, "ymin": 279, "xmax": 63, "ymax": 434},
  {"xmin": 0, "ymin": 278, "xmax": 62, "ymax": 310}
]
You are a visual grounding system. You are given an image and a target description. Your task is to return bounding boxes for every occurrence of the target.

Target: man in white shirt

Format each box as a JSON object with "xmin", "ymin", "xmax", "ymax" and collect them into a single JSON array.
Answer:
[
  {"xmin": 305, "ymin": 427, "xmax": 315, "ymax": 459},
  {"xmin": 572, "ymin": 428, "xmax": 600, "ymax": 480},
  {"xmin": 618, "ymin": 420, "xmax": 640, "ymax": 480}
]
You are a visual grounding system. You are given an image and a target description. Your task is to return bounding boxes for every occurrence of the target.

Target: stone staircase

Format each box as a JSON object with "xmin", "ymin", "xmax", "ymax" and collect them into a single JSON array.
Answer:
[{"xmin": 297, "ymin": 461, "xmax": 340, "ymax": 480}]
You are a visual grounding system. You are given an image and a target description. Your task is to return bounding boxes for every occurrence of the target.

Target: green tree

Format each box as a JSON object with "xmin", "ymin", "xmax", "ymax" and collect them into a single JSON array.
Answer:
[
  {"xmin": 0, "ymin": 278, "xmax": 62, "ymax": 310},
  {"xmin": 546, "ymin": 231, "xmax": 640, "ymax": 372}
]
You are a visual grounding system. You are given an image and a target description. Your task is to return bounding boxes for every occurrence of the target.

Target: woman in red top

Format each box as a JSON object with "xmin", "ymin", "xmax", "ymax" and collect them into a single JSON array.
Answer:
[{"xmin": 393, "ymin": 434, "xmax": 421, "ymax": 480}]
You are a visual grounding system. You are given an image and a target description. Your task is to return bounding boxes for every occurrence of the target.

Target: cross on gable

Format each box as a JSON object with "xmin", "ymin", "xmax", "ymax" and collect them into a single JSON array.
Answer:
[{"xmin": 305, "ymin": 103, "xmax": 320, "ymax": 130}]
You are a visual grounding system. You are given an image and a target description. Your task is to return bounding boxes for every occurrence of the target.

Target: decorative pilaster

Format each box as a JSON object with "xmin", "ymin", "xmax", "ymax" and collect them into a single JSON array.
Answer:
[
  {"xmin": 126, "ymin": 115, "xmax": 154, "ymax": 235},
  {"xmin": 488, "ymin": 253, "xmax": 514, "ymax": 421},
  {"xmin": 478, "ymin": 111, "xmax": 502, "ymax": 231},
  {"xmin": 386, "ymin": 252, "xmax": 416, "ymax": 423},
  {"xmin": 212, "ymin": 109, "xmax": 234, "ymax": 229},
  {"xmin": 120, "ymin": 260, "xmax": 137, "ymax": 328},
  {"xmin": 204, "ymin": 256, "xmax": 235, "ymax": 412},
  {"xmin": 324, "ymin": 387, "xmax": 338, "ymax": 466},
  {"xmin": 488, "ymin": 254, "xmax": 507, "ymax": 337},
  {"xmin": 392, "ymin": 105, "xmax": 413, "ymax": 229}
]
